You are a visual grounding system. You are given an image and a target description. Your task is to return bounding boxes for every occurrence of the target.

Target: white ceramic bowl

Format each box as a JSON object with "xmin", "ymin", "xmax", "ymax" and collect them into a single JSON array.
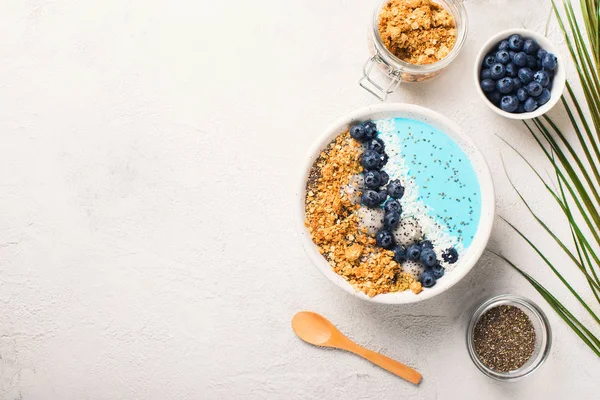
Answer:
[
  {"xmin": 474, "ymin": 29, "xmax": 566, "ymax": 120},
  {"xmin": 297, "ymin": 104, "xmax": 496, "ymax": 304}
]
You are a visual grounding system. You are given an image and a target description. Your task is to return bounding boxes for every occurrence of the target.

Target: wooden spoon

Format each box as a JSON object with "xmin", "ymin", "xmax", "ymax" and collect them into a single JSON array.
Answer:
[{"xmin": 292, "ymin": 311, "xmax": 422, "ymax": 385}]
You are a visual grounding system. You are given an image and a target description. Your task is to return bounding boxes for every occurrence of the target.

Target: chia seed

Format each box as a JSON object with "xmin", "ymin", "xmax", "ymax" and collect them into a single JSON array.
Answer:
[{"xmin": 473, "ymin": 305, "xmax": 536, "ymax": 372}]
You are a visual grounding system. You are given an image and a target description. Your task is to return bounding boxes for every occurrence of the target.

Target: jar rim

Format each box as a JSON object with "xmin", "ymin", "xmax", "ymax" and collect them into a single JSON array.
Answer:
[
  {"xmin": 370, "ymin": 0, "xmax": 469, "ymax": 72},
  {"xmin": 466, "ymin": 294, "xmax": 552, "ymax": 381}
]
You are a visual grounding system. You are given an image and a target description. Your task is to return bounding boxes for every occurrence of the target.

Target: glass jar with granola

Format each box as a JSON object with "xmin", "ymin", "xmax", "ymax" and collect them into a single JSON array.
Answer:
[{"xmin": 360, "ymin": 0, "xmax": 468, "ymax": 100}]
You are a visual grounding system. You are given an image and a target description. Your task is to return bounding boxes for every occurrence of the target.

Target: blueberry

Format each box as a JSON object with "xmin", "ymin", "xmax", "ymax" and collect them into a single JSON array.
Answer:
[
  {"xmin": 534, "ymin": 70, "xmax": 550, "ymax": 87},
  {"xmin": 384, "ymin": 211, "xmax": 401, "ymax": 229},
  {"xmin": 420, "ymin": 269, "xmax": 437, "ymax": 288},
  {"xmin": 518, "ymin": 67, "xmax": 534, "ymax": 84},
  {"xmin": 442, "ymin": 247, "xmax": 459, "ymax": 264},
  {"xmin": 523, "ymin": 39, "xmax": 539, "ymax": 55},
  {"xmin": 498, "ymin": 40, "xmax": 510, "ymax": 51},
  {"xmin": 516, "ymin": 103, "xmax": 526, "ymax": 113},
  {"xmin": 516, "ymin": 87, "xmax": 528, "ymax": 102},
  {"xmin": 537, "ymin": 88, "xmax": 551, "ymax": 105},
  {"xmin": 505, "ymin": 62, "xmax": 518, "ymax": 78},
  {"xmin": 420, "ymin": 248, "xmax": 437, "ymax": 267},
  {"xmin": 483, "ymin": 55, "xmax": 496, "ymax": 68},
  {"xmin": 432, "ymin": 264, "xmax": 445, "ymax": 279},
  {"xmin": 524, "ymin": 97, "xmax": 539, "ymax": 112},
  {"xmin": 421, "ymin": 240, "xmax": 433, "ymax": 249},
  {"xmin": 542, "ymin": 52, "xmax": 558, "ymax": 70},
  {"xmin": 486, "ymin": 91, "xmax": 502, "ymax": 105},
  {"xmin": 496, "ymin": 77, "xmax": 514, "ymax": 94},
  {"xmin": 526, "ymin": 81, "xmax": 543, "ymax": 97},
  {"xmin": 508, "ymin": 50, "xmax": 516, "ymax": 60},
  {"xmin": 379, "ymin": 170, "xmax": 389, "ymax": 186},
  {"xmin": 350, "ymin": 124, "xmax": 366, "ymax": 141},
  {"xmin": 361, "ymin": 149, "xmax": 381, "ymax": 170},
  {"xmin": 512, "ymin": 78, "xmax": 522, "ymax": 89},
  {"xmin": 537, "ymin": 48, "xmax": 548, "ymax": 60},
  {"xmin": 500, "ymin": 95, "xmax": 520, "ymax": 112},
  {"xmin": 376, "ymin": 229, "xmax": 395, "ymax": 250},
  {"xmin": 495, "ymin": 50, "xmax": 510, "ymax": 64},
  {"xmin": 393, "ymin": 245, "xmax": 407, "ymax": 263},
  {"xmin": 384, "ymin": 199, "xmax": 402, "ymax": 214},
  {"xmin": 480, "ymin": 79, "xmax": 496, "ymax": 93},
  {"xmin": 367, "ymin": 138, "xmax": 385, "ymax": 153},
  {"xmin": 387, "ymin": 179, "xmax": 405, "ymax": 199},
  {"xmin": 526, "ymin": 55, "xmax": 537, "ymax": 69},
  {"xmin": 508, "ymin": 34, "xmax": 523, "ymax": 50},
  {"xmin": 361, "ymin": 190, "xmax": 381, "ymax": 208},
  {"xmin": 513, "ymin": 52, "xmax": 527, "ymax": 67},
  {"xmin": 480, "ymin": 68, "xmax": 492, "ymax": 80},
  {"xmin": 378, "ymin": 189, "xmax": 388, "ymax": 204},
  {"xmin": 362, "ymin": 121, "xmax": 378, "ymax": 139},
  {"xmin": 490, "ymin": 63, "xmax": 506, "ymax": 80},
  {"xmin": 363, "ymin": 170, "xmax": 382, "ymax": 189},
  {"xmin": 406, "ymin": 244, "xmax": 421, "ymax": 261},
  {"xmin": 378, "ymin": 152, "xmax": 389, "ymax": 169}
]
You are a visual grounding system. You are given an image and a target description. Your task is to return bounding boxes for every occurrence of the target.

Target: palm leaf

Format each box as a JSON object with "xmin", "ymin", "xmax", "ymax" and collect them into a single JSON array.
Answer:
[{"xmin": 498, "ymin": 0, "xmax": 600, "ymax": 356}]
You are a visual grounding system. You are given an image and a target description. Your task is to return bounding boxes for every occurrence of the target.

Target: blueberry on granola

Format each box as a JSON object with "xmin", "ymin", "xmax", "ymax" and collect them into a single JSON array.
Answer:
[
  {"xmin": 361, "ymin": 189, "xmax": 381, "ymax": 208},
  {"xmin": 384, "ymin": 211, "xmax": 401, "ymax": 229},
  {"xmin": 364, "ymin": 170, "xmax": 382, "ymax": 189},
  {"xmin": 367, "ymin": 138, "xmax": 385, "ymax": 153},
  {"xmin": 378, "ymin": 152, "xmax": 389, "ymax": 169},
  {"xmin": 420, "ymin": 269, "xmax": 437, "ymax": 288},
  {"xmin": 376, "ymin": 229, "xmax": 395, "ymax": 250},
  {"xmin": 421, "ymin": 240, "xmax": 433, "ymax": 249},
  {"xmin": 420, "ymin": 248, "xmax": 437, "ymax": 268},
  {"xmin": 393, "ymin": 245, "xmax": 407, "ymax": 263},
  {"xmin": 442, "ymin": 247, "xmax": 459, "ymax": 264},
  {"xmin": 432, "ymin": 263, "xmax": 445, "ymax": 279},
  {"xmin": 387, "ymin": 179, "xmax": 405, "ymax": 199},
  {"xmin": 384, "ymin": 199, "xmax": 402, "ymax": 214},
  {"xmin": 362, "ymin": 149, "xmax": 381, "ymax": 170},
  {"xmin": 378, "ymin": 189, "xmax": 388, "ymax": 204},
  {"xmin": 379, "ymin": 170, "xmax": 390, "ymax": 186},
  {"xmin": 350, "ymin": 123, "xmax": 366, "ymax": 141},
  {"xmin": 407, "ymin": 244, "xmax": 421, "ymax": 261},
  {"xmin": 363, "ymin": 121, "xmax": 378, "ymax": 140}
]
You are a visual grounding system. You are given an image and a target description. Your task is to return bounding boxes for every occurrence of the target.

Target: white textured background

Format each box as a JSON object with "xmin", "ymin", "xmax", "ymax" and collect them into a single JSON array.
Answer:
[{"xmin": 0, "ymin": 0, "xmax": 598, "ymax": 399}]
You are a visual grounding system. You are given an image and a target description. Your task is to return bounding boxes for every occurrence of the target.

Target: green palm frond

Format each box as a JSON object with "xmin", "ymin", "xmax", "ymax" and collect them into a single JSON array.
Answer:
[{"xmin": 494, "ymin": 0, "xmax": 600, "ymax": 356}]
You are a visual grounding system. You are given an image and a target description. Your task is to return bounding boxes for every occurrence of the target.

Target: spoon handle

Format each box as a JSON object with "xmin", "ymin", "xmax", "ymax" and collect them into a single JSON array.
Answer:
[{"xmin": 346, "ymin": 343, "xmax": 422, "ymax": 385}]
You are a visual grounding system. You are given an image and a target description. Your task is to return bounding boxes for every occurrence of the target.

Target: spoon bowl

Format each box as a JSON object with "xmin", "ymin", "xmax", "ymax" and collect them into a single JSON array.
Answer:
[
  {"xmin": 292, "ymin": 311, "xmax": 422, "ymax": 385},
  {"xmin": 292, "ymin": 311, "xmax": 335, "ymax": 346}
]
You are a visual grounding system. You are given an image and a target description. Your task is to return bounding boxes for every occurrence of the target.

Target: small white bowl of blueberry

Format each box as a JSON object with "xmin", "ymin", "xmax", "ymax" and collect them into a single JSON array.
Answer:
[{"xmin": 475, "ymin": 29, "xmax": 566, "ymax": 119}]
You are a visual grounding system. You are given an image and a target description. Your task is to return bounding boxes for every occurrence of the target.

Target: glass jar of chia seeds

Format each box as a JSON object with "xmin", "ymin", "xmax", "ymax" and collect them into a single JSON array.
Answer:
[{"xmin": 360, "ymin": 0, "xmax": 468, "ymax": 100}]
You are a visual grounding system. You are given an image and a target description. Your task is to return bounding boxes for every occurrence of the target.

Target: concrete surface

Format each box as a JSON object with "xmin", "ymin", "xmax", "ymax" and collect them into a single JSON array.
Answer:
[{"xmin": 0, "ymin": 0, "xmax": 598, "ymax": 399}]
